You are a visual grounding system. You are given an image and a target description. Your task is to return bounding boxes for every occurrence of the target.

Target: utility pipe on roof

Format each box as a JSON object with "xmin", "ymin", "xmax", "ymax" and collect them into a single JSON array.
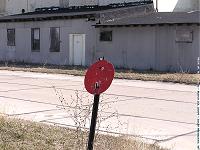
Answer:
[
  {"xmin": 156, "ymin": 0, "xmax": 158, "ymax": 12},
  {"xmin": 26, "ymin": 0, "xmax": 29, "ymax": 12}
]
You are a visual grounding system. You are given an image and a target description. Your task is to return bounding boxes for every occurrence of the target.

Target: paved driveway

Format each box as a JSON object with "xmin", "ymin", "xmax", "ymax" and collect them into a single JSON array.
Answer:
[{"xmin": 0, "ymin": 70, "xmax": 197, "ymax": 150}]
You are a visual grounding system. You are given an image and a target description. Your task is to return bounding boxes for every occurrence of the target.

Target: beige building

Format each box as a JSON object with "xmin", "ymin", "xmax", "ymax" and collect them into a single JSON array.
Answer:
[
  {"xmin": 0, "ymin": 0, "xmax": 69, "ymax": 16},
  {"xmin": 0, "ymin": 3, "xmax": 199, "ymax": 72}
]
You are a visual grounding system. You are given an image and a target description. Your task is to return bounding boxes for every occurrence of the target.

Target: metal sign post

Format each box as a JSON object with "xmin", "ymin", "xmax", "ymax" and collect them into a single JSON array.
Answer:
[
  {"xmin": 87, "ymin": 94, "xmax": 100, "ymax": 150},
  {"xmin": 197, "ymin": 57, "xmax": 200, "ymax": 150},
  {"xmin": 84, "ymin": 59, "xmax": 115, "ymax": 150}
]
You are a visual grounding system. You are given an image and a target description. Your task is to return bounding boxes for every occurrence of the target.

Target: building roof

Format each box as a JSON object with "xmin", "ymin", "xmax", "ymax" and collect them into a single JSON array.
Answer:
[
  {"xmin": 95, "ymin": 11, "xmax": 200, "ymax": 27},
  {"xmin": 0, "ymin": 11, "xmax": 97, "ymax": 22},
  {"xmin": 0, "ymin": 1, "xmax": 153, "ymax": 22}
]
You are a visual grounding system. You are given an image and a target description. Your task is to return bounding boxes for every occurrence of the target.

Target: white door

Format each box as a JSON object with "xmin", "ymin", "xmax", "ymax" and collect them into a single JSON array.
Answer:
[{"xmin": 69, "ymin": 34, "xmax": 85, "ymax": 66}]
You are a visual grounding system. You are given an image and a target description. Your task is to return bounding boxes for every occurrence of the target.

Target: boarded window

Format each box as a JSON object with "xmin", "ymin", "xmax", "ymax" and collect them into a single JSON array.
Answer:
[
  {"xmin": 50, "ymin": 27, "xmax": 60, "ymax": 52},
  {"xmin": 31, "ymin": 28, "xmax": 40, "ymax": 51},
  {"xmin": 100, "ymin": 31, "xmax": 112, "ymax": 41},
  {"xmin": 7, "ymin": 29, "xmax": 15, "ymax": 46},
  {"xmin": 176, "ymin": 30, "xmax": 193, "ymax": 43}
]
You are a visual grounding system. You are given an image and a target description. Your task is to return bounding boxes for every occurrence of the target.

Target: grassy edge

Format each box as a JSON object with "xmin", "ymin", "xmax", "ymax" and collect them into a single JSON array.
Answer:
[
  {"xmin": 0, "ymin": 116, "xmax": 169, "ymax": 150},
  {"xmin": 0, "ymin": 62, "xmax": 199, "ymax": 85}
]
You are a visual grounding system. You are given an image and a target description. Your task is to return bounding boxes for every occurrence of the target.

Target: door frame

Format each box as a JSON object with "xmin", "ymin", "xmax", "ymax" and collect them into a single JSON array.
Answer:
[{"xmin": 69, "ymin": 34, "xmax": 86, "ymax": 66}]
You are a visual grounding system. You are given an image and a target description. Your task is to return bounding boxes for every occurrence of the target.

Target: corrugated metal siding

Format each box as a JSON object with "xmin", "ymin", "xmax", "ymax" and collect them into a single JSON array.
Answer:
[
  {"xmin": 69, "ymin": 0, "xmax": 143, "ymax": 6},
  {"xmin": 96, "ymin": 25, "xmax": 199, "ymax": 72},
  {"xmin": 5, "ymin": 0, "xmax": 61, "ymax": 15},
  {"xmin": 99, "ymin": 0, "xmax": 141, "ymax": 6},
  {"xmin": 0, "ymin": 0, "xmax": 6, "ymax": 16}
]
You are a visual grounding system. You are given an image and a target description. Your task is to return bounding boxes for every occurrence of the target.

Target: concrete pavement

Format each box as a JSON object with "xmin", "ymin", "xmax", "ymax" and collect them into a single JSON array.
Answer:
[{"xmin": 0, "ymin": 70, "xmax": 197, "ymax": 150}]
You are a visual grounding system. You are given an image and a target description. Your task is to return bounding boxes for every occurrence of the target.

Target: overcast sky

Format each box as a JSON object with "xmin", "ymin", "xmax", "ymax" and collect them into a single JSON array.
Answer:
[{"xmin": 153, "ymin": 0, "xmax": 179, "ymax": 12}]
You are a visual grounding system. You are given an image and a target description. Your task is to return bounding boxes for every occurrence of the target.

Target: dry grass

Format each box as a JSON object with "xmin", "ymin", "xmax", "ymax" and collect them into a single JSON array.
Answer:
[
  {"xmin": 0, "ymin": 116, "xmax": 168, "ymax": 150},
  {"xmin": 115, "ymin": 70, "xmax": 199, "ymax": 85},
  {"xmin": 0, "ymin": 62, "xmax": 199, "ymax": 85}
]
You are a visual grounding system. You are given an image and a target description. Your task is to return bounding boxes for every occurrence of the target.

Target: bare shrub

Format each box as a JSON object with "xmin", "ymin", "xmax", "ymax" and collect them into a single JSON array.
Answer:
[
  {"xmin": 53, "ymin": 87, "xmax": 126, "ymax": 149},
  {"xmin": 53, "ymin": 88, "xmax": 168, "ymax": 150}
]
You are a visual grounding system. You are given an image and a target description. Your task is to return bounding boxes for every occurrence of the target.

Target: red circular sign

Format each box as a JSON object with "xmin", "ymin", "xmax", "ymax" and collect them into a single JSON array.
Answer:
[{"xmin": 84, "ymin": 60, "xmax": 115, "ymax": 95}]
